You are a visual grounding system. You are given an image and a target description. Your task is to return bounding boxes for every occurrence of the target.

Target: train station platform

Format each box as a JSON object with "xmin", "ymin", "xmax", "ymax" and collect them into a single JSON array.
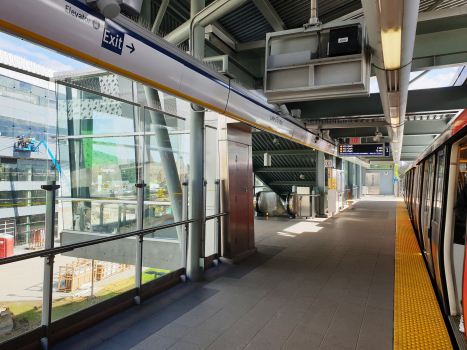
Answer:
[{"xmin": 52, "ymin": 196, "xmax": 451, "ymax": 350}]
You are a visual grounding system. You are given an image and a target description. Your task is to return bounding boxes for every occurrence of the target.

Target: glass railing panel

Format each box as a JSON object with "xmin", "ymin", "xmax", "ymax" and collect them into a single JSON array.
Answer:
[
  {"xmin": 58, "ymin": 198, "xmax": 139, "ymax": 245},
  {"xmin": 204, "ymin": 126, "xmax": 219, "ymax": 257},
  {"xmin": 51, "ymin": 240, "xmax": 136, "ymax": 321},
  {"xmin": 142, "ymin": 201, "xmax": 176, "ymax": 236},
  {"xmin": 142, "ymin": 106, "xmax": 189, "ymax": 230},
  {"xmin": 0, "ymin": 260, "xmax": 43, "ymax": 343},
  {"xmin": 141, "ymin": 226, "xmax": 182, "ymax": 285}
]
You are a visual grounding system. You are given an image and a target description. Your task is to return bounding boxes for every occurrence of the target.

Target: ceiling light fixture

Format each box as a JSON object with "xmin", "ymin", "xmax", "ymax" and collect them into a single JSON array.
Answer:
[{"xmin": 379, "ymin": 0, "xmax": 403, "ymax": 70}]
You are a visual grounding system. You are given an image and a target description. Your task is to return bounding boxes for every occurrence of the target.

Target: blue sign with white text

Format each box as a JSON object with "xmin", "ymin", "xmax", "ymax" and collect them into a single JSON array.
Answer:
[
  {"xmin": 102, "ymin": 21, "xmax": 125, "ymax": 55},
  {"xmin": 385, "ymin": 143, "xmax": 390, "ymax": 157}
]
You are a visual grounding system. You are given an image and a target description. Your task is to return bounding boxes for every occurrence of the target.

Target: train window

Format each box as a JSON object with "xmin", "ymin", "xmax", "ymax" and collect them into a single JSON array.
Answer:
[
  {"xmin": 422, "ymin": 157, "xmax": 435, "ymax": 222},
  {"xmin": 453, "ymin": 145, "xmax": 467, "ymax": 245},
  {"xmin": 433, "ymin": 149, "xmax": 446, "ymax": 225},
  {"xmin": 414, "ymin": 166, "xmax": 423, "ymax": 241}
]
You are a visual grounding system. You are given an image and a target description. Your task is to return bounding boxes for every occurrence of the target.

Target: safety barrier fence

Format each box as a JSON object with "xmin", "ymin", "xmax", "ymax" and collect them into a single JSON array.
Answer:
[{"xmin": 0, "ymin": 179, "xmax": 227, "ymax": 350}]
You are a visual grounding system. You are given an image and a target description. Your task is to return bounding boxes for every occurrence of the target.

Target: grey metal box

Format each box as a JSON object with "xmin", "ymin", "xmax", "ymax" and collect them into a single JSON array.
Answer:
[
  {"xmin": 264, "ymin": 19, "xmax": 370, "ymax": 104},
  {"xmin": 120, "ymin": 0, "xmax": 143, "ymax": 16}
]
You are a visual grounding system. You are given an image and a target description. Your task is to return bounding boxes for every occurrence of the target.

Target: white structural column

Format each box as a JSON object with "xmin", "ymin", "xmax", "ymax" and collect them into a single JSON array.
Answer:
[
  {"xmin": 187, "ymin": 0, "xmax": 206, "ymax": 282},
  {"xmin": 356, "ymin": 164, "xmax": 361, "ymax": 198},
  {"xmin": 316, "ymin": 151, "xmax": 326, "ymax": 215},
  {"xmin": 152, "ymin": 0, "xmax": 170, "ymax": 32}
]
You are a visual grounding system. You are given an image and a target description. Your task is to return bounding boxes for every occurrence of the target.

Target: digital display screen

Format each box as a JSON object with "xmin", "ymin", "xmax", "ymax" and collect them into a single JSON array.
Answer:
[{"xmin": 339, "ymin": 143, "xmax": 384, "ymax": 156}]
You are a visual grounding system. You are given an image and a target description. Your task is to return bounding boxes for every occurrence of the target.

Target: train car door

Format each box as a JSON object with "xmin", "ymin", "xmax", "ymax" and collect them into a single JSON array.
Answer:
[
  {"xmin": 421, "ymin": 155, "xmax": 436, "ymax": 276},
  {"xmin": 442, "ymin": 139, "xmax": 467, "ymax": 318},
  {"xmin": 408, "ymin": 171, "xmax": 413, "ymax": 217},
  {"xmin": 414, "ymin": 165, "xmax": 424, "ymax": 247},
  {"xmin": 431, "ymin": 148, "xmax": 449, "ymax": 312}
]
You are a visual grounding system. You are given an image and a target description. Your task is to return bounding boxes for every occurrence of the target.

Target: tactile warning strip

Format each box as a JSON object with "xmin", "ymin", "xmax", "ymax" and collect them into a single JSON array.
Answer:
[{"xmin": 395, "ymin": 199, "xmax": 453, "ymax": 350}]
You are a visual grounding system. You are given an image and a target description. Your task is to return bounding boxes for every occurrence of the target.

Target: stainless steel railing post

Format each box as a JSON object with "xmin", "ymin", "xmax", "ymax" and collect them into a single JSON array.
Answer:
[
  {"xmin": 181, "ymin": 182, "xmax": 188, "ymax": 281},
  {"xmin": 202, "ymin": 180, "xmax": 207, "ymax": 260},
  {"xmin": 311, "ymin": 190, "xmax": 316, "ymax": 219},
  {"xmin": 134, "ymin": 182, "xmax": 146, "ymax": 305},
  {"xmin": 99, "ymin": 204, "xmax": 104, "ymax": 226},
  {"xmin": 214, "ymin": 179, "xmax": 220, "ymax": 265},
  {"xmin": 40, "ymin": 180, "xmax": 59, "ymax": 350}
]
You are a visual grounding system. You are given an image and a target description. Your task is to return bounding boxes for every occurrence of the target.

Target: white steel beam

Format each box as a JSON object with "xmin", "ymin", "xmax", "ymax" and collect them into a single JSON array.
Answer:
[
  {"xmin": 251, "ymin": 0, "xmax": 286, "ymax": 31},
  {"xmin": 165, "ymin": 0, "xmax": 248, "ymax": 44}
]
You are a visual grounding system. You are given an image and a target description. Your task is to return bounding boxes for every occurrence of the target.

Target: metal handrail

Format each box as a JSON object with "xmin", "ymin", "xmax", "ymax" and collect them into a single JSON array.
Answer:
[
  {"xmin": 205, "ymin": 212, "xmax": 228, "ymax": 221},
  {"xmin": 0, "ymin": 219, "xmax": 194, "ymax": 265}
]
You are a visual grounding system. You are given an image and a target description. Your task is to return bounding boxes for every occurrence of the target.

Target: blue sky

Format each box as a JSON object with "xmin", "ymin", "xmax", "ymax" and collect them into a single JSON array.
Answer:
[
  {"xmin": 369, "ymin": 67, "xmax": 458, "ymax": 93},
  {"xmin": 0, "ymin": 32, "xmax": 89, "ymax": 71}
]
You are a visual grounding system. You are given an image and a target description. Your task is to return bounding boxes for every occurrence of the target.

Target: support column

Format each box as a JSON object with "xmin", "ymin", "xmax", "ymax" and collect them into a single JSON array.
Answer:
[
  {"xmin": 348, "ymin": 162, "xmax": 355, "ymax": 199},
  {"xmin": 187, "ymin": 0, "xmax": 206, "ymax": 282},
  {"xmin": 143, "ymin": 87, "xmax": 183, "ymax": 242},
  {"xmin": 316, "ymin": 151, "xmax": 325, "ymax": 216},
  {"xmin": 356, "ymin": 165, "xmax": 361, "ymax": 198}
]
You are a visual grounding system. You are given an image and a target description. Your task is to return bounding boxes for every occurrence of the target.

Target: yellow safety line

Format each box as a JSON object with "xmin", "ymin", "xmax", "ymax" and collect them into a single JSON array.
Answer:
[{"xmin": 395, "ymin": 199, "xmax": 453, "ymax": 350}]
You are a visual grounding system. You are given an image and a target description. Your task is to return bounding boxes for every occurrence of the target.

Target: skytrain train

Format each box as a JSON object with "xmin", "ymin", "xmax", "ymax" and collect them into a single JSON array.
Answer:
[{"xmin": 403, "ymin": 110, "xmax": 467, "ymax": 345}]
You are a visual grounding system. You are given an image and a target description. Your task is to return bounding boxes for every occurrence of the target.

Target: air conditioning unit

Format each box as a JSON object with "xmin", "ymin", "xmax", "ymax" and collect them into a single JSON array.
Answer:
[{"xmin": 264, "ymin": 19, "xmax": 370, "ymax": 104}]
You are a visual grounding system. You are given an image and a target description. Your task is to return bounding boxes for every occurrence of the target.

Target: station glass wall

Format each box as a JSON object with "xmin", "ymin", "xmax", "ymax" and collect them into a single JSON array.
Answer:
[
  {"xmin": 0, "ymin": 72, "xmax": 57, "ymax": 247},
  {"xmin": 0, "ymin": 71, "xmax": 220, "ymax": 345}
]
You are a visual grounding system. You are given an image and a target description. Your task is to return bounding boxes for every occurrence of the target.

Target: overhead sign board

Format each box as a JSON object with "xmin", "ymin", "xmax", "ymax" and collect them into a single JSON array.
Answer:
[{"xmin": 339, "ymin": 143, "xmax": 384, "ymax": 156}]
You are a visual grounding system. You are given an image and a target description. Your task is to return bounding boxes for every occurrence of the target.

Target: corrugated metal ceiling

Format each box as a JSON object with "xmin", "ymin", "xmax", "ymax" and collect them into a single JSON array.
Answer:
[
  {"xmin": 215, "ymin": 0, "xmax": 467, "ymax": 43},
  {"xmin": 217, "ymin": 1, "xmax": 274, "ymax": 43},
  {"xmin": 420, "ymin": 0, "xmax": 467, "ymax": 11},
  {"xmin": 216, "ymin": 0, "xmax": 362, "ymax": 43},
  {"xmin": 252, "ymin": 132, "xmax": 311, "ymax": 152},
  {"xmin": 252, "ymin": 153, "xmax": 317, "ymax": 168},
  {"xmin": 162, "ymin": 0, "xmax": 467, "ymax": 43},
  {"xmin": 269, "ymin": 0, "xmax": 361, "ymax": 29},
  {"xmin": 253, "ymin": 132, "xmax": 316, "ymax": 196}
]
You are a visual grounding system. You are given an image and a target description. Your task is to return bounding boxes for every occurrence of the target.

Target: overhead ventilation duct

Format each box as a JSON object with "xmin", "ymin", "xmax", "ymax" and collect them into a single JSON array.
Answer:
[
  {"xmin": 87, "ymin": 0, "xmax": 121, "ymax": 19},
  {"xmin": 361, "ymin": 0, "xmax": 420, "ymax": 162}
]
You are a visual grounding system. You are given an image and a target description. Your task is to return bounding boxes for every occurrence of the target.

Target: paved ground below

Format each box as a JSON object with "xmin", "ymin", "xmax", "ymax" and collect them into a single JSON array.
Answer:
[{"xmin": 53, "ymin": 195, "xmax": 397, "ymax": 350}]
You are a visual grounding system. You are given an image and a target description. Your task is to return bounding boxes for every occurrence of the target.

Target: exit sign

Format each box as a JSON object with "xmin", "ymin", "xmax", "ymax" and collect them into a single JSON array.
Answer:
[{"xmin": 349, "ymin": 138, "xmax": 361, "ymax": 144}]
